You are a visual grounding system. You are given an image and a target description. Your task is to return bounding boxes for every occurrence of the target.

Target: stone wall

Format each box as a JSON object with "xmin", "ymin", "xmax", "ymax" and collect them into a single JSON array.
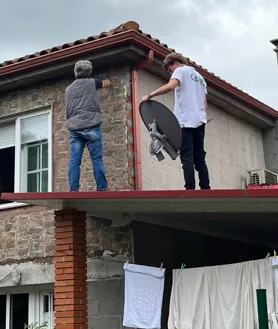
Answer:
[
  {"xmin": 52, "ymin": 70, "xmax": 134, "ymax": 192},
  {"xmin": 0, "ymin": 206, "xmax": 132, "ymax": 265},
  {"xmin": 0, "ymin": 206, "xmax": 54, "ymax": 264},
  {"xmin": 0, "ymin": 65, "xmax": 133, "ymax": 264},
  {"xmin": 138, "ymin": 69, "xmax": 265, "ymax": 190},
  {"xmin": 0, "ymin": 66, "xmax": 133, "ymax": 191}
]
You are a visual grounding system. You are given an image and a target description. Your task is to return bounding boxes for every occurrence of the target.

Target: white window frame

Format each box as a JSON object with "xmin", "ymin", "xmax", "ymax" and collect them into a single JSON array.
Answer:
[
  {"xmin": 0, "ymin": 107, "xmax": 52, "ymax": 210},
  {"xmin": 20, "ymin": 140, "xmax": 49, "ymax": 193},
  {"xmin": 38, "ymin": 291, "xmax": 55, "ymax": 329},
  {"xmin": 0, "ymin": 286, "xmax": 54, "ymax": 329},
  {"xmin": 0, "ymin": 287, "xmax": 35, "ymax": 329}
]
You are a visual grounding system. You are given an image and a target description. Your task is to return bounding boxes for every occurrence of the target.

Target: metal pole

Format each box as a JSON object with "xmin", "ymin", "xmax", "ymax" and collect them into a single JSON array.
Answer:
[{"xmin": 256, "ymin": 289, "xmax": 269, "ymax": 329}]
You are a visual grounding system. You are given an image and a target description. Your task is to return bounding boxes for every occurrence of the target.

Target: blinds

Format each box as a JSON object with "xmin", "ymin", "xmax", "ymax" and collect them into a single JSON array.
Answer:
[
  {"xmin": 0, "ymin": 122, "xmax": 16, "ymax": 149},
  {"xmin": 21, "ymin": 113, "xmax": 49, "ymax": 144},
  {"xmin": 0, "ymin": 113, "xmax": 49, "ymax": 149}
]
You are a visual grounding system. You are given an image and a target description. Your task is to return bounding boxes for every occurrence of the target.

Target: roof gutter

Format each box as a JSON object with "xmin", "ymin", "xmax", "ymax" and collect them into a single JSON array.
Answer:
[{"xmin": 131, "ymin": 50, "xmax": 154, "ymax": 190}]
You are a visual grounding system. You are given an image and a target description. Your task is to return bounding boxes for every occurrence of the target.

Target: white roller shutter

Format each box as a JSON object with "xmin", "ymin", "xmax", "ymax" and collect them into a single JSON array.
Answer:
[
  {"xmin": 21, "ymin": 113, "xmax": 49, "ymax": 144},
  {"xmin": 0, "ymin": 121, "xmax": 16, "ymax": 149}
]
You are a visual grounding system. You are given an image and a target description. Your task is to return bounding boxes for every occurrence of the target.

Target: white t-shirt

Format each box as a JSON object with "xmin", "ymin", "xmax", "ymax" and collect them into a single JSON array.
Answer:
[{"xmin": 171, "ymin": 65, "xmax": 207, "ymax": 128}]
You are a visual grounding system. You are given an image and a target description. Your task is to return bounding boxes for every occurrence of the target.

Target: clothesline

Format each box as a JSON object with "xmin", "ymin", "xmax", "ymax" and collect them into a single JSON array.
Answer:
[
  {"xmin": 88, "ymin": 247, "xmax": 276, "ymax": 269},
  {"xmin": 122, "ymin": 256, "xmax": 278, "ymax": 329}
]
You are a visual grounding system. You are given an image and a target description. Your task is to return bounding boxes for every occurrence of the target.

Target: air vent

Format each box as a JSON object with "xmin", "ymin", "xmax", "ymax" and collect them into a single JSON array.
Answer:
[{"xmin": 247, "ymin": 169, "xmax": 278, "ymax": 186}]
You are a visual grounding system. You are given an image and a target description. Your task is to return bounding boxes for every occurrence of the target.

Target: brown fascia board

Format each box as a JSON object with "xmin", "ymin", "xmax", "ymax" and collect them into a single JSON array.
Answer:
[{"xmin": 0, "ymin": 30, "xmax": 277, "ymax": 119}]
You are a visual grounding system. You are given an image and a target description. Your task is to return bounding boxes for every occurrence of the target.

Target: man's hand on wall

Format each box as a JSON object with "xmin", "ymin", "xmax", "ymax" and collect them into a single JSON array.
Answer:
[{"xmin": 103, "ymin": 79, "xmax": 111, "ymax": 88}]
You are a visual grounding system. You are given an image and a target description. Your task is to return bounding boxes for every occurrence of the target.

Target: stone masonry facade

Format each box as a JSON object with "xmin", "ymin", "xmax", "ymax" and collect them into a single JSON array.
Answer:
[
  {"xmin": 0, "ymin": 206, "xmax": 132, "ymax": 266},
  {"xmin": 0, "ymin": 65, "xmax": 133, "ymax": 265}
]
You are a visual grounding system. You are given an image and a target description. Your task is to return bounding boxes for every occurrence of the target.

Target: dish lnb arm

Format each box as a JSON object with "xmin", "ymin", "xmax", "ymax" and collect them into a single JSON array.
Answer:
[{"xmin": 148, "ymin": 119, "xmax": 179, "ymax": 162}]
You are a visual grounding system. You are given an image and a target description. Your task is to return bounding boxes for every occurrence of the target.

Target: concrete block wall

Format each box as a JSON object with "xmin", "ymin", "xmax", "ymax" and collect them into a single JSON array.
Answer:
[
  {"xmin": 0, "ymin": 261, "xmax": 127, "ymax": 328},
  {"xmin": 88, "ymin": 279, "xmax": 126, "ymax": 329},
  {"xmin": 206, "ymin": 103, "xmax": 265, "ymax": 189},
  {"xmin": 138, "ymin": 69, "xmax": 265, "ymax": 190}
]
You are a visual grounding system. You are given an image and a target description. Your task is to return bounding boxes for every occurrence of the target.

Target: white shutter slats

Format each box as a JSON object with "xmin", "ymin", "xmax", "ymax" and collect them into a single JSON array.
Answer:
[
  {"xmin": 21, "ymin": 113, "xmax": 49, "ymax": 144},
  {"xmin": 0, "ymin": 122, "xmax": 16, "ymax": 149},
  {"xmin": 0, "ymin": 113, "xmax": 49, "ymax": 150}
]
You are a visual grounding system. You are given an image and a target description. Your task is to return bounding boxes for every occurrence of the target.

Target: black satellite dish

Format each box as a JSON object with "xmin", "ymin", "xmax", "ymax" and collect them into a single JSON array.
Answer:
[{"xmin": 139, "ymin": 100, "xmax": 182, "ymax": 161}]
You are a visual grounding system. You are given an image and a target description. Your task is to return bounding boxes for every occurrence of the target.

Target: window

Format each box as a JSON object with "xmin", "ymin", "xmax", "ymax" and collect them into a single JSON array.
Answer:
[
  {"xmin": 0, "ymin": 122, "xmax": 16, "ymax": 204},
  {"xmin": 0, "ymin": 110, "xmax": 52, "ymax": 207},
  {"xmin": 10, "ymin": 293, "xmax": 29, "ymax": 329},
  {"xmin": 20, "ymin": 114, "xmax": 50, "ymax": 193},
  {"xmin": 0, "ymin": 293, "xmax": 29, "ymax": 329},
  {"xmin": 0, "ymin": 289, "xmax": 54, "ymax": 329},
  {"xmin": 40, "ymin": 292, "xmax": 54, "ymax": 329},
  {"xmin": 0, "ymin": 295, "xmax": 6, "ymax": 328}
]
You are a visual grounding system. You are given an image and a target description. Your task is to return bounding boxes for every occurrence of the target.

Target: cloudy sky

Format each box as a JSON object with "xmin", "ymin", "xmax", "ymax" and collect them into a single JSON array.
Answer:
[{"xmin": 1, "ymin": 0, "xmax": 277, "ymax": 108}]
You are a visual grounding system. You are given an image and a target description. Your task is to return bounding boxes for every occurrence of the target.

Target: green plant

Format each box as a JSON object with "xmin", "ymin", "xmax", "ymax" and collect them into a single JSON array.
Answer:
[{"xmin": 24, "ymin": 322, "xmax": 51, "ymax": 329}]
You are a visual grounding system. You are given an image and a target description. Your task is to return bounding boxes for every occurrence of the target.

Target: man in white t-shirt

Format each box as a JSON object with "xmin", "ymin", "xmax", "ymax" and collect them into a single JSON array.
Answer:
[{"xmin": 142, "ymin": 52, "xmax": 210, "ymax": 190}]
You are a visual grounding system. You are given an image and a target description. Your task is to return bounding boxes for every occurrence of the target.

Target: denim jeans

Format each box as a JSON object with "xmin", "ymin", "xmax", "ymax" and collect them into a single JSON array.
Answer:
[
  {"xmin": 180, "ymin": 124, "xmax": 210, "ymax": 190},
  {"xmin": 69, "ymin": 125, "xmax": 108, "ymax": 191}
]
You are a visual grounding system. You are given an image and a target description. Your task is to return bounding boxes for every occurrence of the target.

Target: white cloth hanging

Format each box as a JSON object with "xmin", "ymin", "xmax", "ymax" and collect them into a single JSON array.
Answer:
[
  {"xmin": 123, "ymin": 263, "xmax": 165, "ymax": 329},
  {"xmin": 168, "ymin": 258, "xmax": 278, "ymax": 329},
  {"xmin": 272, "ymin": 256, "xmax": 278, "ymax": 301}
]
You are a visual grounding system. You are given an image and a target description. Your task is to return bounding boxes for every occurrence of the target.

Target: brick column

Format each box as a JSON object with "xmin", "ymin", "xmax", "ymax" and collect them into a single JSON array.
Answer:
[{"xmin": 54, "ymin": 209, "xmax": 88, "ymax": 329}]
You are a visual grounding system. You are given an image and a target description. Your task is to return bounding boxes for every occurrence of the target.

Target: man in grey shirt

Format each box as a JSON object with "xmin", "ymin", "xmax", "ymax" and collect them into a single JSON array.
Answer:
[{"xmin": 65, "ymin": 60, "xmax": 111, "ymax": 191}]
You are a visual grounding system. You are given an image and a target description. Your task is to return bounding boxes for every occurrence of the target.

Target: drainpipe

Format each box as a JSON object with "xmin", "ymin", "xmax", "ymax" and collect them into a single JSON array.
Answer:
[{"xmin": 131, "ymin": 50, "xmax": 154, "ymax": 190}]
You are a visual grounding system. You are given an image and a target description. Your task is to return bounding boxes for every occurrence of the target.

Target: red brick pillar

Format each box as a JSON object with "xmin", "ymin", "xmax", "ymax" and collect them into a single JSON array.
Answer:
[{"xmin": 54, "ymin": 209, "xmax": 88, "ymax": 329}]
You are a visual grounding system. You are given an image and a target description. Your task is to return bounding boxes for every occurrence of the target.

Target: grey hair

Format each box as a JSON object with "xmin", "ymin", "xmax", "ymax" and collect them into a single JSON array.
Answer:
[{"xmin": 74, "ymin": 60, "xmax": 93, "ymax": 78}]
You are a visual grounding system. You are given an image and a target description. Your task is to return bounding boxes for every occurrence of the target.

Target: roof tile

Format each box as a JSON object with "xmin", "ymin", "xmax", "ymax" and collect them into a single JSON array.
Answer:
[
  {"xmin": 0, "ymin": 21, "xmax": 275, "ymax": 113},
  {"xmin": 0, "ymin": 21, "xmax": 175, "ymax": 68}
]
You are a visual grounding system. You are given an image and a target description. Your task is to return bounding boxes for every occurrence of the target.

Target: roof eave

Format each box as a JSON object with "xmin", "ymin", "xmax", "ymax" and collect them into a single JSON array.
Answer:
[{"xmin": 0, "ymin": 29, "xmax": 277, "ymax": 119}]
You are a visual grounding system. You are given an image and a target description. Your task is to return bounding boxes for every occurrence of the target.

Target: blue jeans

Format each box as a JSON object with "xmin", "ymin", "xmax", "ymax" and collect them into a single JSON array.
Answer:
[{"xmin": 69, "ymin": 125, "xmax": 108, "ymax": 191}]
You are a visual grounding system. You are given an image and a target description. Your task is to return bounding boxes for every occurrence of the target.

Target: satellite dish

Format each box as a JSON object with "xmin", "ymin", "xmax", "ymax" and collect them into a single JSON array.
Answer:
[{"xmin": 139, "ymin": 100, "xmax": 181, "ymax": 161}]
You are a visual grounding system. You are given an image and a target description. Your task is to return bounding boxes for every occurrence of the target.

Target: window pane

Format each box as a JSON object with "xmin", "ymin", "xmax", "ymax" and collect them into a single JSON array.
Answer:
[
  {"xmin": 27, "ymin": 144, "xmax": 40, "ymax": 172},
  {"xmin": 42, "ymin": 170, "xmax": 48, "ymax": 192},
  {"xmin": 0, "ymin": 295, "xmax": 6, "ymax": 328},
  {"xmin": 21, "ymin": 113, "xmax": 48, "ymax": 145},
  {"xmin": 27, "ymin": 172, "xmax": 39, "ymax": 192},
  {"xmin": 20, "ymin": 113, "xmax": 50, "ymax": 193},
  {"xmin": 42, "ymin": 143, "xmax": 48, "ymax": 169},
  {"xmin": 10, "ymin": 293, "xmax": 28, "ymax": 329},
  {"xmin": 43, "ymin": 295, "xmax": 49, "ymax": 313}
]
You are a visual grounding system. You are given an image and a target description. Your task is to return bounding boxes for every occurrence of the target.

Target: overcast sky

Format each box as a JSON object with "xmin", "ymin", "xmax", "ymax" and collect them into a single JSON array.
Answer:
[{"xmin": 1, "ymin": 0, "xmax": 277, "ymax": 109}]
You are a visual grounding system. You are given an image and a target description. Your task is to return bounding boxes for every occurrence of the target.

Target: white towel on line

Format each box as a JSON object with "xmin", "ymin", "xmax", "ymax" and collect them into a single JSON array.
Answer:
[
  {"xmin": 168, "ymin": 257, "xmax": 278, "ymax": 329},
  {"xmin": 123, "ymin": 263, "xmax": 165, "ymax": 329}
]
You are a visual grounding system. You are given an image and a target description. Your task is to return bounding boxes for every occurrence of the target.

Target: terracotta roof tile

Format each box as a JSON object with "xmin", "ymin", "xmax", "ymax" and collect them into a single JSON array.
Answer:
[
  {"xmin": 0, "ymin": 21, "xmax": 175, "ymax": 68},
  {"xmin": 0, "ymin": 21, "xmax": 275, "ymax": 114}
]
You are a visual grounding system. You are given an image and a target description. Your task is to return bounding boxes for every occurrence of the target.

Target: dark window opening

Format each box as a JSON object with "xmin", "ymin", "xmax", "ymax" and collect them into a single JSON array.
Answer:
[
  {"xmin": 43, "ymin": 295, "xmax": 49, "ymax": 313},
  {"xmin": 0, "ymin": 147, "xmax": 15, "ymax": 204},
  {"xmin": 10, "ymin": 293, "xmax": 29, "ymax": 329},
  {"xmin": 0, "ymin": 295, "xmax": 6, "ymax": 328}
]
